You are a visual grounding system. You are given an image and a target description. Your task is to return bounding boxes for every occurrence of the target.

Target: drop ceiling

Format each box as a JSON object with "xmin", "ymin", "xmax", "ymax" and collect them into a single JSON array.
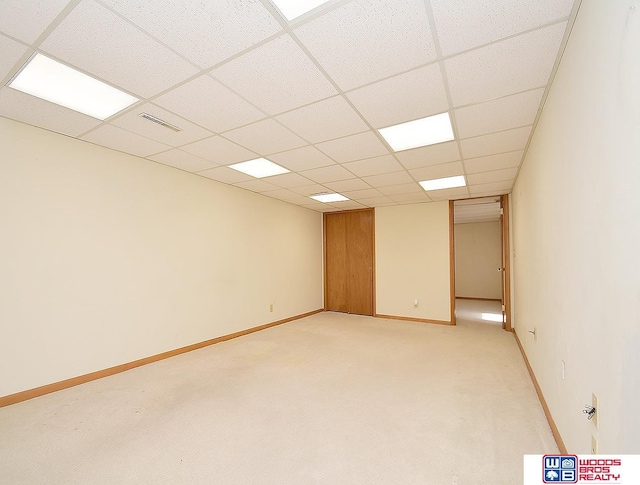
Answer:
[
  {"xmin": 454, "ymin": 197, "xmax": 502, "ymax": 224},
  {"xmin": 0, "ymin": 0, "xmax": 578, "ymax": 212}
]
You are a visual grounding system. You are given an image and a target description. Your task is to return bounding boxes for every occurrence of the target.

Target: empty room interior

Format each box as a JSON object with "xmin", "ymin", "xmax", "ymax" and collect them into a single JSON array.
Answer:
[{"xmin": 1, "ymin": 0, "xmax": 639, "ymax": 483}]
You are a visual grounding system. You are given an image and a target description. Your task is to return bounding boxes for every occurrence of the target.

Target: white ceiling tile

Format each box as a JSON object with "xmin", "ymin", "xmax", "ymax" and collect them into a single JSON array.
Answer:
[
  {"xmin": 287, "ymin": 197, "xmax": 323, "ymax": 207},
  {"xmin": 110, "ymin": 103, "xmax": 213, "ymax": 146},
  {"xmin": 341, "ymin": 188, "xmax": 383, "ymax": 200},
  {"xmin": 0, "ymin": 34, "xmax": 28, "ymax": 81},
  {"xmin": 212, "ymin": 34, "xmax": 336, "ymax": 115},
  {"xmin": 148, "ymin": 149, "xmax": 218, "ymax": 173},
  {"xmin": 469, "ymin": 180, "xmax": 514, "ymax": 195},
  {"xmin": 362, "ymin": 171, "xmax": 414, "ymax": 188},
  {"xmin": 285, "ymin": 198, "xmax": 322, "ymax": 208},
  {"xmin": 346, "ymin": 64, "xmax": 448, "ymax": 128},
  {"xmin": 295, "ymin": 0, "xmax": 436, "ymax": 91},
  {"xmin": 328, "ymin": 200, "xmax": 367, "ymax": 210},
  {"xmin": 427, "ymin": 186, "xmax": 470, "ymax": 200},
  {"xmin": 275, "ymin": 96, "xmax": 368, "ymax": 143},
  {"xmin": 233, "ymin": 179, "xmax": 279, "ymax": 193},
  {"xmin": 395, "ymin": 141, "xmax": 460, "ymax": 169},
  {"xmin": 301, "ymin": 202, "xmax": 331, "ymax": 212},
  {"xmin": 291, "ymin": 184, "xmax": 332, "ymax": 196},
  {"xmin": 378, "ymin": 183, "xmax": 423, "ymax": 196},
  {"xmin": 262, "ymin": 189, "xmax": 302, "ymax": 201},
  {"xmin": 464, "ymin": 150, "xmax": 524, "ymax": 174},
  {"xmin": 454, "ymin": 88, "xmax": 544, "ymax": 139},
  {"xmin": 224, "ymin": 119, "xmax": 307, "ymax": 155},
  {"xmin": 300, "ymin": 165, "xmax": 355, "ymax": 184},
  {"xmin": 264, "ymin": 172, "xmax": 313, "ymax": 188},
  {"xmin": 153, "ymin": 75, "xmax": 265, "ymax": 133},
  {"xmin": 100, "ymin": 0, "xmax": 281, "ymax": 69},
  {"xmin": 409, "ymin": 161, "xmax": 465, "ymax": 181},
  {"xmin": 0, "ymin": 0, "xmax": 69, "ymax": 43},
  {"xmin": 82, "ymin": 124, "xmax": 171, "ymax": 157},
  {"xmin": 388, "ymin": 192, "xmax": 430, "ymax": 203},
  {"xmin": 323, "ymin": 179, "xmax": 372, "ymax": 193},
  {"xmin": 356, "ymin": 196, "xmax": 396, "ymax": 206},
  {"xmin": 180, "ymin": 136, "xmax": 257, "ymax": 165},
  {"xmin": 469, "ymin": 188, "xmax": 511, "ymax": 197},
  {"xmin": 40, "ymin": 1, "xmax": 198, "ymax": 98},
  {"xmin": 341, "ymin": 155, "xmax": 404, "ymax": 178},
  {"xmin": 268, "ymin": 146, "xmax": 336, "ymax": 172},
  {"xmin": 317, "ymin": 206, "xmax": 345, "ymax": 212},
  {"xmin": 316, "ymin": 131, "xmax": 389, "ymax": 163},
  {"xmin": 460, "ymin": 126, "xmax": 531, "ymax": 159},
  {"xmin": 466, "ymin": 168, "xmax": 519, "ymax": 185},
  {"xmin": 432, "ymin": 0, "xmax": 574, "ymax": 57},
  {"xmin": 197, "ymin": 166, "xmax": 253, "ymax": 184},
  {"xmin": 0, "ymin": 87, "xmax": 101, "ymax": 137},
  {"xmin": 445, "ymin": 22, "xmax": 567, "ymax": 106}
]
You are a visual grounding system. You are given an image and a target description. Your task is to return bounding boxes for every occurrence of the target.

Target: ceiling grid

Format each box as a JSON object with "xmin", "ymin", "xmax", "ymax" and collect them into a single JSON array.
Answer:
[{"xmin": 0, "ymin": 0, "xmax": 581, "ymax": 213}]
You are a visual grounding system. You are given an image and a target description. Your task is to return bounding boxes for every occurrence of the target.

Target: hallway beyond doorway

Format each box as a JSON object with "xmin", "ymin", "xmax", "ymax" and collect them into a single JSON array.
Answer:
[{"xmin": 455, "ymin": 298, "xmax": 503, "ymax": 326}]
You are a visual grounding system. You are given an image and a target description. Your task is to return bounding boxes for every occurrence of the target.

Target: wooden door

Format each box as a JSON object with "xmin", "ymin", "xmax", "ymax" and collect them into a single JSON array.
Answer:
[
  {"xmin": 324, "ymin": 209, "xmax": 374, "ymax": 316},
  {"xmin": 325, "ymin": 212, "xmax": 348, "ymax": 312},
  {"xmin": 346, "ymin": 210, "xmax": 373, "ymax": 315}
]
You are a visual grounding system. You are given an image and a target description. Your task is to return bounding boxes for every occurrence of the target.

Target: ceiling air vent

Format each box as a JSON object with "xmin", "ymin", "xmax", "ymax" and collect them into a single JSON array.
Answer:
[{"xmin": 138, "ymin": 112, "xmax": 182, "ymax": 132}]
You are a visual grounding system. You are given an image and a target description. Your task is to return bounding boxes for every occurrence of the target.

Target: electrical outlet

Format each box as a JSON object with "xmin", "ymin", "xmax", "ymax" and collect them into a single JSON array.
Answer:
[
  {"xmin": 269, "ymin": 303, "xmax": 274, "ymax": 313},
  {"xmin": 414, "ymin": 298, "xmax": 419, "ymax": 308},
  {"xmin": 561, "ymin": 360, "xmax": 566, "ymax": 379},
  {"xmin": 591, "ymin": 434, "xmax": 598, "ymax": 454},
  {"xmin": 592, "ymin": 393, "xmax": 599, "ymax": 429}
]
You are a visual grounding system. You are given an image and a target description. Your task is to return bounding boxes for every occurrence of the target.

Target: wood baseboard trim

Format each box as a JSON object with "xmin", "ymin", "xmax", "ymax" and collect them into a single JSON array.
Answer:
[
  {"xmin": 455, "ymin": 296, "xmax": 502, "ymax": 302},
  {"xmin": 375, "ymin": 314, "xmax": 453, "ymax": 326},
  {"xmin": 513, "ymin": 330, "xmax": 568, "ymax": 454},
  {"xmin": 0, "ymin": 309, "xmax": 323, "ymax": 409}
]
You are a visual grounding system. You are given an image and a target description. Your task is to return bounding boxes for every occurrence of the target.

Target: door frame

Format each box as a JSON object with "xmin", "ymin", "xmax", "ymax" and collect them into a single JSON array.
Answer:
[
  {"xmin": 450, "ymin": 195, "xmax": 512, "ymax": 331},
  {"xmin": 501, "ymin": 195, "xmax": 512, "ymax": 332},
  {"xmin": 323, "ymin": 208, "xmax": 376, "ymax": 315},
  {"xmin": 449, "ymin": 201, "xmax": 456, "ymax": 326}
]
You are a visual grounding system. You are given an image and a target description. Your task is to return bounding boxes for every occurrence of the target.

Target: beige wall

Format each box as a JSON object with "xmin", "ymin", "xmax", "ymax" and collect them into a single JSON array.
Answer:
[
  {"xmin": 375, "ymin": 202, "xmax": 451, "ymax": 322},
  {"xmin": 0, "ymin": 118, "xmax": 323, "ymax": 397},
  {"xmin": 454, "ymin": 222, "xmax": 501, "ymax": 299},
  {"xmin": 512, "ymin": 0, "xmax": 640, "ymax": 453}
]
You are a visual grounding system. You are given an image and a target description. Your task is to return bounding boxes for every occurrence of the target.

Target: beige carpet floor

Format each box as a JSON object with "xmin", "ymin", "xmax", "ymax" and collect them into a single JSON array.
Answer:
[{"xmin": 0, "ymin": 306, "xmax": 557, "ymax": 484}]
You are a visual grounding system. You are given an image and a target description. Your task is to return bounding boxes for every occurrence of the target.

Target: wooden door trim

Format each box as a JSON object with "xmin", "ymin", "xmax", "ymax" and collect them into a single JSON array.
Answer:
[
  {"xmin": 323, "ymin": 212, "xmax": 327, "ymax": 310},
  {"xmin": 500, "ymin": 197, "xmax": 506, "ymax": 329},
  {"xmin": 449, "ymin": 201, "xmax": 456, "ymax": 326},
  {"xmin": 502, "ymin": 195, "xmax": 512, "ymax": 332},
  {"xmin": 372, "ymin": 208, "xmax": 376, "ymax": 316}
]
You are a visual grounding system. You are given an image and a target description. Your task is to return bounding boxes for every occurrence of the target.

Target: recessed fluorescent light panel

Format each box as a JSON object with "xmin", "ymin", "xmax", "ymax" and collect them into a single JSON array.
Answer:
[
  {"xmin": 271, "ymin": 0, "xmax": 331, "ymax": 21},
  {"xmin": 379, "ymin": 112, "xmax": 455, "ymax": 152},
  {"xmin": 419, "ymin": 175, "xmax": 466, "ymax": 191},
  {"xmin": 310, "ymin": 193, "xmax": 349, "ymax": 203},
  {"xmin": 228, "ymin": 158, "xmax": 290, "ymax": 178},
  {"xmin": 8, "ymin": 53, "xmax": 139, "ymax": 120}
]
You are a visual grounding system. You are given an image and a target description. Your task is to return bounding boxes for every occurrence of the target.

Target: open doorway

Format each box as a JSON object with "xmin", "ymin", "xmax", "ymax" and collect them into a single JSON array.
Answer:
[{"xmin": 452, "ymin": 196, "xmax": 511, "ymax": 330}]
